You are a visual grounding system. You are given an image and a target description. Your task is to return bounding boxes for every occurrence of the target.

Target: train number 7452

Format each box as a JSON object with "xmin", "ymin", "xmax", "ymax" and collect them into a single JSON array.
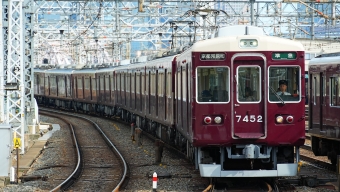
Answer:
[{"xmin": 235, "ymin": 115, "xmax": 262, "ymax": 122}]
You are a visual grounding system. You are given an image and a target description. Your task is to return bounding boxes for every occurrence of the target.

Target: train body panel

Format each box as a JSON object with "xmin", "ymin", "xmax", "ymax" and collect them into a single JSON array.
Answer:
[
  {"xmin": 34, "ymin": 25, "xmax": 306, "ymax": 178},
  {"xmin": 44, "ymin": 69, "xmax": 73, "ymax": 99},
  {"xmin": 71, "ymin": 69, "xmax": 97, "ymax": 112},
  {"xmin": 127, "ymin": 63, "xmax": 146, "ymax": 118},
  {"xmin": 143, "ymin": 56, "xmax": 176, "ymax": 127},
  {"xmin": 308, "ymin": 54, "xmax": 340, "ymax": 164},
  {"xmin": 72, "ymin": 69, "xmax": 97, "ymax": 103},
  {"xmin": 42, "ymin": 69, "xmax": 73, "ymax": 108},
  {"xmin": 114, "ymin": 66, "xmax": 128, "ymax": 110},
  {"xmin": 34, "ymin": 68, "xmax": 46, "ymax": 97},
  {"xmin": 96, "ymin": 67, "xmax": 116, "ymax": 115},
  {"xmin": 96, "ymin": 67, "xmax": 115, "ymax": 106}
]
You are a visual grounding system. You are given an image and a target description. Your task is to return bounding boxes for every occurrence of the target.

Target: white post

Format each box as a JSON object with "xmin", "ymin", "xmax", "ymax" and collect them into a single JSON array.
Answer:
[
  {"xmin": 10, "ymin": 167, "xmax": 15, "ymax": 183},
  {"xmin": 32, "ymin": 119, "xmax": 36, "ymax": 134}
]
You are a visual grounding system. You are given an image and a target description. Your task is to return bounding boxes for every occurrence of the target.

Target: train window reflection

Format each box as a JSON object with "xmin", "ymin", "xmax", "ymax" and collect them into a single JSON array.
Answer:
[
  {"xmin": 196, "ymin": 67, "xmax": 229, "ymax": 103},
  {"xmin": 268, "ymin": 66, "xmax": 301, "ymax": 102},
  {"xmin": 237, "ymin": 67, "xmax": 260, "ymax": 102}
]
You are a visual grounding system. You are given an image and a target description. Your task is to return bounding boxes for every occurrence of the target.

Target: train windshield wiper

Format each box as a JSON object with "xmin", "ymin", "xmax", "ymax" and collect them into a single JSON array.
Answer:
[{"xmin": 270, "ymin": 86, "xmax": 285, "ymax": 105}]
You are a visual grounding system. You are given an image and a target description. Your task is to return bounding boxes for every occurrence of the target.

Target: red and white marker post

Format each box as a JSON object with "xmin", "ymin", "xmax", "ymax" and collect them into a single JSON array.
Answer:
[{"xmin": 152, "ymin": 172, "xmax": 157, "ymax": 191}]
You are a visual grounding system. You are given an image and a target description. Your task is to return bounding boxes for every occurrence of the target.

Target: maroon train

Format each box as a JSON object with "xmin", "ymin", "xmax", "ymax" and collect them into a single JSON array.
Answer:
[
  {"xmin": 34, "ymin": 26, "xmax": 306, "ymax": 178},
  {"xmin": 308, "ymin": 52, "xmax": 340, "ymax": 165}
]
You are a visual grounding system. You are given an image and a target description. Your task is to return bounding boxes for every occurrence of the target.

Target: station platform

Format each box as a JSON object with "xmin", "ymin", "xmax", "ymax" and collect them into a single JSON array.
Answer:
[{"xmin": 16, "ymin": 124, "xmax": 60, "ymax": 177}]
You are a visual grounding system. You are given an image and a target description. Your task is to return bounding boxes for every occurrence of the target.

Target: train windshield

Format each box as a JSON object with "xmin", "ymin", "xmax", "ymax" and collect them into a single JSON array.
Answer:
[
  {"xmin": 268, "ymin": 66, "xmax": 301, "ymax": 102},
  {"xmin": 196, "ymin": 67, "xmax": 229, "ymax": 103}
]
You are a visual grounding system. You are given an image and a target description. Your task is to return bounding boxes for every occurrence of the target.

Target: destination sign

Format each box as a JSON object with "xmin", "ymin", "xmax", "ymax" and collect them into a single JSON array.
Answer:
[
  {"xmin": 272, "ymin": 52, "xmax": 297, "ymax": 60},
  {"xmin": 200, "ymin": 53, "xmax": 226, "ymax": 61}
]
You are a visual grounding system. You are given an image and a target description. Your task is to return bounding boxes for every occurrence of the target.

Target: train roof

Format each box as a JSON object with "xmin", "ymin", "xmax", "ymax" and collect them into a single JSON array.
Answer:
[
  {"xmin": 144, "ymin": 55, "xmax": 176, "ymax": 65},
  {"xmin": 95, "ymin": 66, "xmax": 116, "ymax": 72},
  {"xmin": 72, "ymin": 68, "xmax": 97, "ymax": 74},
  {"xmin": 114, "ymin": 55, "xmax": 176, "ymax": 71},
  {"xmin": 43, "ymin": 68, "xmax": 74, "ymax": 74},
  {"xmin": 309, "ymin": 52, "xmax": 340, "ymax": 66},
  {"xmin": 34, "ymin": 68, "xmax": 48, "ymax": 73},
  {"xmin": 190, "ymin": 35, "xmax": 304, "ymax": 52}
]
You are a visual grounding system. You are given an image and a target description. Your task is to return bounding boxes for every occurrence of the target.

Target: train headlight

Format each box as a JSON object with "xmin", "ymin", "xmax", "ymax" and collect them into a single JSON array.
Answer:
[
  {"xmin": 204, "ymin": 116, "xmax": 212, "ymax": 124},
  {"xmin": 214, "ymin": 116, "xmax": 222, "ymax": 124},
  {"xmin": 276, "ymin": 116, "xmax": 283, "ymax": 124},
  {"xmin": 251, "ymin": 41, "xmax": 258, "ymax": 46},
  {"xmin": 286, "ymin": 116, "xmax": 294, "ymax": 123}
]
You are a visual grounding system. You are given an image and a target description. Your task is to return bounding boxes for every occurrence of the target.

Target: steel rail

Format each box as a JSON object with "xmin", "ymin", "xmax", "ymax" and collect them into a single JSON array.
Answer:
[{"xmin": 41, "ymin": 108, "xmax": 128, "ymax": 192}]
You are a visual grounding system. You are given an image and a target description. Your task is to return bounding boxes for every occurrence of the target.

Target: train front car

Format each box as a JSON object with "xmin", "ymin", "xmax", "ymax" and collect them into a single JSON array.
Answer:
[{"xmin": 177, "ymin": 26, "xmax": 306, "ymax": 177}]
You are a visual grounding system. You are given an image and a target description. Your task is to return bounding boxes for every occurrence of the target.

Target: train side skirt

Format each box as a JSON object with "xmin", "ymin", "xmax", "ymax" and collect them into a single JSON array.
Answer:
[{"xmin": 199, "ymin": 163, "xmax": 298, "ymax": 177}]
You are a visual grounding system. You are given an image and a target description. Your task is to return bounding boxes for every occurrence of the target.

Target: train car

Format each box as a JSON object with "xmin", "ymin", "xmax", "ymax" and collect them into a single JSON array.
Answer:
[
  {"xmin": 308, "ymin": 52, "xmax": 340, "ymax": 164},
  {"xmin": 114, "ymin": 56, "xmax": 177, "ymax": 144},
  {"xmin": 114, "ymin": 64, "xmax": 129, "ymax": 119},
  {"xmin": 72, "ymin": 69, "xmax": 97, "ymax": 113},
  {"xmin": 138, "ymin": 56, "xmax": 176, "ymax": 133},
  {"xmin": 43, "ymin": 68, "xmax": 73, "ymax": 108},
  {"xmin": 34, "ymin": 68, "xmax": 47, "ymax": 104},
  {"xmin": 175, "ymin": 25, "xmax": 306, "ymax": 177},
  {"xmin": 114, "ymin": 62, "xmax": 148, "ymax": 122}
]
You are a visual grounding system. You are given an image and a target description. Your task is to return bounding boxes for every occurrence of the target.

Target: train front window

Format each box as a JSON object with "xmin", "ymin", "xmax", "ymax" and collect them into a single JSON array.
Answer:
[
  {"xmin": 268, "ymin": 66, "xmax": 301, "ymax": 102},
  {"xmin": 237, "ymin": 66, "xmax": 260, "ymax": 103},
  {"xmin": 196, "ymin": 67, "xmax": 229, "ymax": 103}
]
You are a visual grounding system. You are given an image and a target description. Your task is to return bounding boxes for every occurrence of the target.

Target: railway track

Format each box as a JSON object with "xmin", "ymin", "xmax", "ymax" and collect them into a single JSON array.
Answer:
[
  {"xmin": 4, "ymin": 106, "xmax": 335, "ymax": 192},
  {"xmin": 40, "ymin": 109, "xmax": 128, "ymax": 191},
  {"xmin": 37, "ymin": 108, "xmax": 209, "ymax": 191}
]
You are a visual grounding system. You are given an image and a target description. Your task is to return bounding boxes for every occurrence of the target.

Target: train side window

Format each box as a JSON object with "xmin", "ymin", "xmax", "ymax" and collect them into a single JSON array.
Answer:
[
  {"xmin": 182, "ymin": 67, "xmax": 186, "ymax": 101},
  {"xmin": 196, "ymin": 67, "xmax": 229, "ymax": 103},
  {"xmin": 123, "ymin": 73, "xmax": 126, "ymax": 92},
  {"xmin": 111, "ymin": 74, "xmax": 114, "ymax": 93},
  {"xmin": 100, "ymin": 76, "xmax": 104, "ymax": 94},
  {"xmin": 40, "ymin": 75, "xmax": 44, "ymax": 94},
  {"xmin": 50, "ymin": 76, "xmax": 56, "ymax": 95},
  {"xmin": 77, "ymin": 77, "xmax": 83, "ymax": 99},
  {"xmin": 117, "ymin": 73, "xmax": 120, "ymax": 91},
  {"xmin": 136, "ymin": 73, "xmax": 140, "ymax": 94},
  {"xmin": 330, "ymin": 77, "xmax": 340, "ymax": 106},
  {"xmin": 313, "ymin": 76, "xmax": 317, "ymax": 105},
  {"xmin": 105, "ymin": 75, "xmax": 110, "ymax": 92},
  {"xmin": 158, "ymin": 72, "xmax": 163, "ymax": 96},
  {"xmin": 131, "ymin": 73, "xmax": 134, "ymax": 93},
  {"xmin": 57, "ymin": 75, "xmax": 66, "ymax": 96},
  {"xmin": 91, "ymin": 77, "xmax": 96, "ymax": 99},
  {"xmin": 268, "ymin": 66, "xmax": 301, "ymax": 103},
  {"xmin": 127, "ymin": 73, "xmax": 130, "ymax": 93},
  {"xmin": 151, "ymin": 72, "xmax": 156, "ymax": 95},
  {"xmin": 167, "ymin": 71, "xmax": 171, "ymax": 98},
  {"xmin": 124, "ymin": 73, "xmax": 126, "ymax": 105},
  {"xmin": 323, "ymin": 75, "xmax": 326, "ymax": 97},
  {"xmin": 67, "ymin": 76, "xmax": 71, "ymax": 97},
  {"xmin": 73, "ymin": 78, "xmax": 76, "ymax": 98},
  {"xmin": 84, "ymin": 77, "xmax": 90, "ymax": 96}
]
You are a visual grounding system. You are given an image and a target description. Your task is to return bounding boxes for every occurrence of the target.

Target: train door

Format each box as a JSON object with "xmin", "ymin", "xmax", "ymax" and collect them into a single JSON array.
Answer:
[
  {"xmin": 320, "ymin": 73, "xmax": 324, "ymax": 130},
  {"xmin": 310, "ymin": 73, "xmax": 322, "ymax": 129},
  {"xmin": 309, "ymin": 73, "xmax": 313, "ymax": 129},
  {"xmin": 231, "ymin": 54, "xmax": 265, "ymax": 139}
]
